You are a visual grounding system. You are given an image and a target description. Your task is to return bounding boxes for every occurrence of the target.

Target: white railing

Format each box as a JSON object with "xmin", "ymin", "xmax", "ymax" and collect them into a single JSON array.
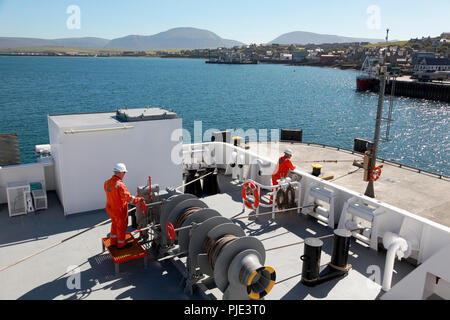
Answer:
[{"xmin": 182, "ymin": 141, "xmax": 450, "ymax": 264}]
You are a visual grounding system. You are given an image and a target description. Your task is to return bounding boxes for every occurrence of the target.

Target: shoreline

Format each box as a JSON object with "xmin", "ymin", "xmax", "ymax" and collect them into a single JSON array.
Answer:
[
  {"xmin": 2, "ymin": 54, "xmax": 448, "ymax": 101},
  {"xmin": 0, "ymin": 53, "xmax": 360, "ymax": 70}
]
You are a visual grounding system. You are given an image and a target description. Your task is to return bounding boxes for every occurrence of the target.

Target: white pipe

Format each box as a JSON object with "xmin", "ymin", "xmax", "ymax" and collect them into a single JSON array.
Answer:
[
  {"xmin": 182, "ymin": 150, "xmax": 204, "ymax": 154},
  {"xmin": 382, "ymin": 232, "xmax": 409, "ymax": 291},
  {"xmin": 64, "ymin": 126, "xmax": 134, "ymax": 134}
]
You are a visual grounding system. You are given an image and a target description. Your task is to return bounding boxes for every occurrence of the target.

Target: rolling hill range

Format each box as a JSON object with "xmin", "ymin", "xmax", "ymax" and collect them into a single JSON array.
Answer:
[
  {"xmin": 0, "ymin": 28, "xmax": 386, "ymax": 51},
  {"xmin": 269, "ymin": 31, "xmax": 384, "ymax": 45},
  {"xmin": 0, "ymin": 37, "xmax": 109, "ymax": 48},
  {"xmin": 0, "ymin": 28, "xmax": 244, "ymax": 50},
  {"xmin": 106, "ymin": 27, "xmax": 244, "ymax": 50}
]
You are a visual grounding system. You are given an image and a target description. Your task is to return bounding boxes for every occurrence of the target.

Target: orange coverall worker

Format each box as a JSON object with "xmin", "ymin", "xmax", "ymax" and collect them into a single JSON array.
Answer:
[
  {"xmin": 104, "ymin": 175, "xmax": 140, "ymax": 248},
  {"xmin": 272, "ymin": 155, "xmax": 296, "ymax": 186}
]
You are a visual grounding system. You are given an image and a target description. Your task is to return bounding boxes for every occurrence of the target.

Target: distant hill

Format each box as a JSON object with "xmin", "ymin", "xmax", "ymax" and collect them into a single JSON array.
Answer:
[
  {"xmin": 106, "ymin": 27, "xmax": 245, "ymax": 50},
  {"xmin": 0, "ymin": 28, "xmax": 244, "ymax": 51},
  {"xmin": 0, "ymin": 37, "xmax": 110, "ymax": 48},
  {"xmin": 269, "ymin": 31, "xmax": 384, "ymax": 45}
]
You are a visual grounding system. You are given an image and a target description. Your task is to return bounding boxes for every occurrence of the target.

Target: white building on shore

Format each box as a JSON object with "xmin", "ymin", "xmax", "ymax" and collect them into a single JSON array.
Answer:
[{"xmin": 414, "ymin": 58, "xmax": 450, "ymax": 72}]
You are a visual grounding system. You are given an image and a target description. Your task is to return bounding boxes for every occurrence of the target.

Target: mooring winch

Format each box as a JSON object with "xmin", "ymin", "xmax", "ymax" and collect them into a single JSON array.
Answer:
[
  {"xmin": 135, "ymin": 188, "xmax": 276, "ymax": 300},
  {"xmin": 131, "ymin": 170, "xmax": 359, "ymax": 299}
]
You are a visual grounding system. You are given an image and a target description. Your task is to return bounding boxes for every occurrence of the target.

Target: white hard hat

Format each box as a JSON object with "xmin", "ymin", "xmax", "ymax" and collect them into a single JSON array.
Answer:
[
  {"xmin": 113, "ymin": 163, "xmax": 127, "ymax": 173},
  {"xmin": 284, "ymin": 149, "xmax": 293, "ymax": 156}
]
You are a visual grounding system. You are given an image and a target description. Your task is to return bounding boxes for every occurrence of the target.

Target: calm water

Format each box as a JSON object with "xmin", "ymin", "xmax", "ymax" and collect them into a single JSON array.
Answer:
[{"xmin": 0, "ymin": 56, "xmax": 449, "ymax": 175}]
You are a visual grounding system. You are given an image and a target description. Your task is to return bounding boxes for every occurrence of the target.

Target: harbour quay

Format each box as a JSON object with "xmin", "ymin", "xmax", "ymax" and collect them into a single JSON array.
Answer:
[{"xmin": 368, "ymin": 77, "xmax": 450, "ymax": 102}]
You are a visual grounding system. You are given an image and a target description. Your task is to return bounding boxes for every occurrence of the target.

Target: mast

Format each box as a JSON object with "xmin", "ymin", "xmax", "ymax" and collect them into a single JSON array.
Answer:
[{"xmin": 364, "ymin": 28, "xmax": 389, "ymax": 198}]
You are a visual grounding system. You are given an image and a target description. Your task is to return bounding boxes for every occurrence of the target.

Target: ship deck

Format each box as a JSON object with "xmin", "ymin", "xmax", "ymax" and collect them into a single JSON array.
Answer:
[
  {"xmin": 248, "ymin": 142, "xmax": 450, "ymax": 228},
  {"xmin": 0, "ymin": 171, "xmax": 419, "ymax": 300}
]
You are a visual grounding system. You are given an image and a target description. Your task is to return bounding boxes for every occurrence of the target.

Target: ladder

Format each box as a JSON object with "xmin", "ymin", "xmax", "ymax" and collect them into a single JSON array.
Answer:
[{"xmin": 379, "ymin": 72, "xmax": 397, "ymax": 142}]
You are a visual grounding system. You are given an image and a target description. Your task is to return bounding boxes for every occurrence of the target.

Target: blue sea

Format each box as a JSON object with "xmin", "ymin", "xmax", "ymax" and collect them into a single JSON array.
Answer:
[{"xmin": 0, "ymin": 56, "xmax": 449, "ymax": 176}]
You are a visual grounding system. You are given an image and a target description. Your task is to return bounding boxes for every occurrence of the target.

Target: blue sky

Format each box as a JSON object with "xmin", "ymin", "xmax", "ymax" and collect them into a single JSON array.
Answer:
[{"xmin": 0, "ymin": 0, "xmax": 448, "ymax": 43}]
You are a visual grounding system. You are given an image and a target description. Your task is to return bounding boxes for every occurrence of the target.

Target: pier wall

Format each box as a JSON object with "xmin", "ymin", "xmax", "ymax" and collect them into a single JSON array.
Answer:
[{"xmin": 371, "ymin": 79, "xmax": 450, "ymax": 103}]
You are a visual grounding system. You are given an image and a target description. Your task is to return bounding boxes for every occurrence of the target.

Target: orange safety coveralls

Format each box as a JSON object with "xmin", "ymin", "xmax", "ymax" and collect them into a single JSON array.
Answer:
[
  {"xmin": 104, "ymin": 175, "xmax": 140, "ymax": 248},
  {"xmin": 270, "ymin": 155, "xmax": 296, "ymax": 204},
  {"xmin": 272, "ymin": 155, "xmax": 296, "ymax": 186}
]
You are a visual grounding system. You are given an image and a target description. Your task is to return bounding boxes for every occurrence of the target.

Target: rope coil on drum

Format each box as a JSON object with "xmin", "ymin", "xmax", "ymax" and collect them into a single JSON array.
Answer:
[
  {"xmin": 286, "ymin": 184, "xmax": 296, "ymax": 208},
  {"xmin": 275, "ymin": 184, "xmax": 297, "ymax": 210},
  {"xmin": 175, "ymin": 207, "xmax": 202, "ymax": 230},
  {"xmin": 275, "ymin": 189, "xmax": 285, "ymax": 209},
  {"xmin": 203, "ymin": 235, "xmax": 239, "ymax": 271}
]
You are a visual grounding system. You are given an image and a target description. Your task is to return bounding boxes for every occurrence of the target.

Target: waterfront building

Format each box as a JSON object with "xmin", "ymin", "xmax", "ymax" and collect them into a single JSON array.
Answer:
[
  {"xmin": 320, "ymin": 54, "xmax": 339, "ymax": 62},
  {"xmin": 280, "ymin": 53, "xmax": 292, "ymax": 61},
  {"xmin": 414, "ymin": 57, "xmax": 450, "ymax": 72},
  {"xmin": 412, "ymin": 52, "xmax": 436, "ymax": 65}
]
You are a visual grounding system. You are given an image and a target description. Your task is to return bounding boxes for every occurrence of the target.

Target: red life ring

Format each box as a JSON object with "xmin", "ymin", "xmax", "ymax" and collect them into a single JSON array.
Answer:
[
  {"xmin": 371, "ymin": 166, "xmax": 382, "ymax": 181},
  {"xmin": 167, "ymin": 222, "xmax": 176, "ymax": 241},
  {"xmin": 241, "ymin": 180, "xmax": 260, "ymax": 210}
]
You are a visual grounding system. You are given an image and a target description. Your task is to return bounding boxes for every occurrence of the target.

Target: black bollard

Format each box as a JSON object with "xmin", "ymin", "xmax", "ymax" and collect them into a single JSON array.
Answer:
[
  {"xmin": 202, "ymin": 167, "xmax": 220, "ymax": 195},
  {"xmin": 330, "ymin": 229, "xmax": 352, "ymax": 270},
  {"xmin": 300, "ymin": 238, "xmax": 323, "ymax": 287},
  {"xmin": 184, "ymin": 169, "xmax": 203, "ymax": 197}
]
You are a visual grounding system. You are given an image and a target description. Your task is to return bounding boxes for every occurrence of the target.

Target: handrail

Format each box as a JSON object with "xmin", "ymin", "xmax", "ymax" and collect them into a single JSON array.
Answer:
[
  {"xmin": 285, "ymin": 140, "xmax": 449, "ymax": 180},
  {"xmin": 63, "ymin": 126, "xmax": 134, "ymax": 134}
]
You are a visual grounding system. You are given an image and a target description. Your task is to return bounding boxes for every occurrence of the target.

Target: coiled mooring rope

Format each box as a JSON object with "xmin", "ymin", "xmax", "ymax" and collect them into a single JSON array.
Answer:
[
  {"xmin": 275, "ymin": 185, "xmax": 297, "ymax": 210},
  {"xmin": 203, "ymin": 234, "xmax": 239, "ymax": 271},
  {"xmin": 175, "ymin": 207, "xmax": 202, "ymax": 230},
  {"xmin": 286, "ymin": 185, "xmax": 296, "ymax": 208}
]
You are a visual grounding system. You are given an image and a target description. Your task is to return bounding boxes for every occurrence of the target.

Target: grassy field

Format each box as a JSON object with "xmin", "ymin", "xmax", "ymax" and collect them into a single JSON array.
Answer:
[{"xmin": 362, "ymin": 41, "xmax": 409, "ymax": 48}]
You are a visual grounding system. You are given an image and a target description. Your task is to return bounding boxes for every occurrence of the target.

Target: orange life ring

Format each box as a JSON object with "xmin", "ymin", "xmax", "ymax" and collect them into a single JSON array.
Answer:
[
  {"xmin": 242, "ymin": 180, "xmax": 260, "ymax": 210},
  {"xmin": 371, "ymin": 166, "xmax": 382, "ymax": 181}
]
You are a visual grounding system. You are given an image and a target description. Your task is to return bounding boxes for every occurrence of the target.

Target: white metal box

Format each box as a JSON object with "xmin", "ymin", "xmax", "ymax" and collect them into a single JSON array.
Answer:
[
  {"xmin": 48, "ymin": 108, "xmax": 183, "ymax": 215},
  {"xmin": 6, "ymin": 181, "xmax": 30, "ymax": 217},
  {"xmin": 32, "ymin": 189, "xmax": 48, "ymax": 210}
]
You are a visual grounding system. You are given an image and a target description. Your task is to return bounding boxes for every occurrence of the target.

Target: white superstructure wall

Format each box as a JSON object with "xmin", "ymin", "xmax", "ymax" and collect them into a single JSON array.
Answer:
[{"xmin": 48, "ymin": 111, "xmax": 183, "ymax": 215}]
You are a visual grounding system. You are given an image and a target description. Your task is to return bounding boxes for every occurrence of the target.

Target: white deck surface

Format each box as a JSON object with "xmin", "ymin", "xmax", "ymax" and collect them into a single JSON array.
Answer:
[
  {"xmin": 0, "ymin": 192, "xmax": 200, "ymax": 300},
  {"xmin": 0, "ymin": 174, "xmax": 416, "ymax": 300}
]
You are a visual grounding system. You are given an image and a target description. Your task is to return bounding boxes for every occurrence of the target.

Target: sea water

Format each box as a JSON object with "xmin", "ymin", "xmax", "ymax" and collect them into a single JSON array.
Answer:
[{"xmin": 0, "ymin": 56, "xmax": 448, "ymax": 175}]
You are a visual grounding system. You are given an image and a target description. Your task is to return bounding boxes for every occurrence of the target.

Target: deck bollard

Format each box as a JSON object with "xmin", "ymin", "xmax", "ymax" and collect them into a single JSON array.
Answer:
[
  {"xmin": 300, "ymin": 238, "xmax": 323, "ymax": 286},
  {"xmin": 330, "ymin": 229, "xmax": 352, "ymax": 270}
]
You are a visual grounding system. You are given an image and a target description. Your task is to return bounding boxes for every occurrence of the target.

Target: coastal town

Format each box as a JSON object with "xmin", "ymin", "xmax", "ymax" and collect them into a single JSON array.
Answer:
[
  {"xmin": 2, "ymin": 33, "xmax": 449, "ymax": 76},
  {"xmin": 180, "ymin": 32, "xmax": 450, "ymax": 76}
]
